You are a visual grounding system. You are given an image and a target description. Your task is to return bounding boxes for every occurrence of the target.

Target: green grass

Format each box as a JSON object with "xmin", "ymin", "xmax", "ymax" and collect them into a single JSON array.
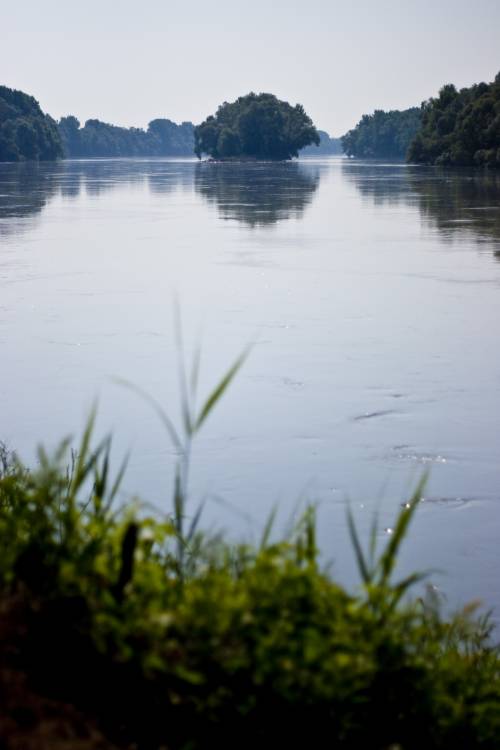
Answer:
[{"xmin": 0, "ymin": 354, "xmax": 499, "ymax": 749}]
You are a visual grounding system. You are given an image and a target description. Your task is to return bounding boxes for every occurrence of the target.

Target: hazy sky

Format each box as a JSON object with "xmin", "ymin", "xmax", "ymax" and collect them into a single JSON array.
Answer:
[{"xmin": 2, "ymin": 0, "xmax": 499, "ymax": 135}]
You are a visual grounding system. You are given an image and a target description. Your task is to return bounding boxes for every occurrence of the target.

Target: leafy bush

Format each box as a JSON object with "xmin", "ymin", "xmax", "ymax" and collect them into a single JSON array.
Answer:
[{"xmin": 1, "ymin": 356, "xmax": 500, "ymax": 748}]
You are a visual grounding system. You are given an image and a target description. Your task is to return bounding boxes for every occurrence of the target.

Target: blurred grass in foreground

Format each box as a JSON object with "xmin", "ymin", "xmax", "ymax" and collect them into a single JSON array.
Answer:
[{"xmin": 0, "ymin": 349, "xmax": 499, "ymax": 750}]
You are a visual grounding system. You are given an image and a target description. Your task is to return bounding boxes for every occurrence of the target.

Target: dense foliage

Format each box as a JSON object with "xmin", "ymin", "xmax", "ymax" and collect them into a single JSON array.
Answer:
[
  {"xmin": 194, "ymin": 93, "xmax": 320, "ymax": 160},
  {"xmin": 58, "ymin": 116, "xmax": 195, "ymax": 158},
  {"xmin": 1, "ymin": 374, "xmax": 500, "ymax": 749},
  {"xmin": 0, "ymin": 86, "xmax": 63, "ymax": 162},
  {"xmin": 342, "ymin": 108, "xmax": 422, "ymax": 159},
  {"xmin": 408, "ymin": 73, "xmax": 500, "ymax": 167},
  {"xmin": 300, "ymin": 129, "xmax": 342, "ymax": 155}
]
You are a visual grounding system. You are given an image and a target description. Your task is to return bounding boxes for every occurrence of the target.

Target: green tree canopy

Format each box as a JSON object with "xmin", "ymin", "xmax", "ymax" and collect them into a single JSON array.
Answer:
[
  {"xmin": 194, "ymin": 93, "xmax": 320, "ymax": 160},
  {"xmin": 58, "ymin": 116, "xmax": 195, "ymax": 158},
  {"xmin": 0, "ymin": 86, "xmax": 63, "ymax": 162},
  {"xmin": 341, "ymin": 108, "xmax": 422, "ymax": 159},
  {"xmin": 408, "ymin": 72, "xmax": 500, "ymax": 167}
]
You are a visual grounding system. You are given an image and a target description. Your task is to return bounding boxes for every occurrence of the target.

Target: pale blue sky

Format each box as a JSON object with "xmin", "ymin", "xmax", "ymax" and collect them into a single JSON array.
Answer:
[{"xmin": 2, "ymin": 0, "xmax": 499, "ymax": 135}]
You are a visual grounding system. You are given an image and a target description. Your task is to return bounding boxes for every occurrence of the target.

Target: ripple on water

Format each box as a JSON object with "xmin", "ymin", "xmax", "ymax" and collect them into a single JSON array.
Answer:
[
  {"xmin": 420, "ymin": 495, "xmax": 477, "ymax": 509},
  {"xmin": 353, "ymin": 409, "xmax": 400, "ymax": 422}
]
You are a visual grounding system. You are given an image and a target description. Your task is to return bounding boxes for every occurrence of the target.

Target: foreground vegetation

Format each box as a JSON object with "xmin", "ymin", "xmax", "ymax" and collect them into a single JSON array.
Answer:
[
  {"xmin": 408, "ymin": 72, "xmax": 500, "ymax": 167},
  {"xmin": 1, "ymin": 352, "xmax": 500, "ymax": 749}
]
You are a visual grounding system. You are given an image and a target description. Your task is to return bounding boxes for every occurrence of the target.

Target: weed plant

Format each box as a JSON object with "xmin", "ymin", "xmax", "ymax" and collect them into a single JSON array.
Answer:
[{"xmin": 0, "ymin": 352, "xmax": 499, "ymax": 749}]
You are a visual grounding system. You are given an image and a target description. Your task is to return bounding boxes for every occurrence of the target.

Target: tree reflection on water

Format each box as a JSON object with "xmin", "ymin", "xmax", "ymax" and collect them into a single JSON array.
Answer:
[
  {"xmin": 194, "ymin": 161, "xmax": 322, "ymax": 227},
  {"xmin": 342, "ymin": 161, "xmax": 500, "ymax": 257}
]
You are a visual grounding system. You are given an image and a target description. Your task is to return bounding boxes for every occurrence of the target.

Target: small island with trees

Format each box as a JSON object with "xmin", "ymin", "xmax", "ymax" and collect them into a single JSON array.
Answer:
[{"xmin": 194, "ymin": 93, "xmax": 320, "ymax": 160}]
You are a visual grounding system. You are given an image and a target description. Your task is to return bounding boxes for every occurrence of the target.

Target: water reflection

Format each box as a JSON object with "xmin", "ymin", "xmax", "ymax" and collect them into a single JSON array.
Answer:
[
  {"xmin": 0, "ymin": 160, "xmax": 196, "ymax": 238},
  {"xmin": 0, "ymin": 163, "xmax": 59, "ymax": 237},
  {"xmin": 0, "ymin": 159, "xmax": 323, "ymax": 237},
  {"xmin": 194, "ymin": 161, "xmax": 321, "ymax": 227},
  {"xmin": 342, "ymin": 162, "xmax": 500, "ymax": 254}
]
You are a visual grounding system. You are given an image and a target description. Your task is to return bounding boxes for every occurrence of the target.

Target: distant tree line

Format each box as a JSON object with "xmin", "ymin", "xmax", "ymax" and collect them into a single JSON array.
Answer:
[
  {"xmin": 58, "ymin": 117, "xmax": 195, "ymax": 158},
  {"xmin": 301, "ymin": 130, "xmax": 342, "ymax": 155},
  {"xmin": 0, "ymin": 86, "xmax": 63, "ymax": 161},
  {"xmin": 341, "ymin": 108, "xmax": 422, "ymax": 159},
  {"xmin": 3, "ymin": 74, "xmax": 499, "ymax": 166},
  {"xmin": 342, "ymin": 72, "xmax": 500, "ymax": 166},
  {"xmin": 408, "ymin": 72, "xmax": 500, "ymax": 167},
  {"xmin": 194, "ymin": 93, "xmax": 319, "ymax": 160}
]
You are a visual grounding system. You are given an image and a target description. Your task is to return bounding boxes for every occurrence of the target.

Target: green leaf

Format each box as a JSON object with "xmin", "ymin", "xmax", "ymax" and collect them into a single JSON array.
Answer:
[
  {"xmin": 347, "ymin": 505, "xmax": 371, "ymax": 586},
  {"xmin": 378, "ymin": 473, "xmax": 427, "ymax": 586},
  {"xmin": 259, "ymin": 504, "xmax": 277, "ymax": 550},
  {"xmin": 195, "ymin": 347, "xmax": 250, "ymax": 432}
]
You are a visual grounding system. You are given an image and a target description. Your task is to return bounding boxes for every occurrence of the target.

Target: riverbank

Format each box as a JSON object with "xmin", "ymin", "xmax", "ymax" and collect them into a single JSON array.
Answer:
[{"xmin": 1, "ymin": 424, "xmax": 500, "ymax": 749}]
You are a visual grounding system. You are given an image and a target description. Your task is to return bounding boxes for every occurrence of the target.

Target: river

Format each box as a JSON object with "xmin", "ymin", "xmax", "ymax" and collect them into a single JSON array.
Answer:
[{"xmin": 1, "ymin": 157, "xmax": 499, "ymax": 619}]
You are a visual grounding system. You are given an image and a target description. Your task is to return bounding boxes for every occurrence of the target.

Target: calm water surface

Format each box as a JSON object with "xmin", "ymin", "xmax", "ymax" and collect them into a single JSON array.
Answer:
[{"xmin": 1, "ymin": 157, "xmax": 500, "ymax": 617}]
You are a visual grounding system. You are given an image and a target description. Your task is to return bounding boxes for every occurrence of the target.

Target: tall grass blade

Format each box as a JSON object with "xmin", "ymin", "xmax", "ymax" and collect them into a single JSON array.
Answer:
[
  {"xmin": 347, "ymin": 506, "xmax": 371, "ymax": 585},
  {"xmin": 195, "ymin": 347, "xmax": 250, "ymax": 432},
  {"xmin": 389, "ymin": 571, "xmax": 429, "ymax": 611},
  {"xmin": 304, "ymin": 505, "xmax": 316, "ymax": 564},
  {"xmin": 260, "ymin": 504, "xmax": 277, "ymax": 550},
  {"xmin": 108, "ymin": 451, "xmax": 129, "ymax": 504},
  {"xmin": 369, "ymin": 510, "xmax": 378, "ymax": 568},
  {"xmin": 190, "ymin": 344, "xmax": 202, "ymax": 400},
  {"xmin": 93, "ymin": 437, "xmax": 111, "ymax": 501},
  {"xmin": 72, "ymin": 404, "xmax": 98, "ymax": 489},
  {"xmin": 378, "ymin": 474, "xmax": 427, "ymax": 585},
  {"xmin": 173, "ymin": 298, "xmax": 193, "ymax": 438},
  {"xmin": 186, "ymin": 501, "xmax": 205, "ymax": 544},
  {"xmin": 173, "ymin": 466, "xmax": 185, "ymax": 572}
]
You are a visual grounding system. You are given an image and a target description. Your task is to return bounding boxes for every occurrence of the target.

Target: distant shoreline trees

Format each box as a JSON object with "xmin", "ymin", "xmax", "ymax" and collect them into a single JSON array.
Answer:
[
  {"xmin": 58, "ymin": 116, "xmax": 195, "ymax": 158},
  {"xmin": 341, "ymin": 108, "xmax": 422, "ymax": 160},
  {"xmin": 408, "ymin": 72, "xmax": 500, "ymax": 167},
  {"xmin": 0, "ymin": 86, "xmax": 63, "ymax": 162},
  {"xmin": 2, "ymin": 75, "xmax": 499, "ymax": 166},
  {"xmin": 341, "ymin": 73, "xmax": 500, "ymax": 166},
  {"xmin": 301, "ymin": 130, "xmax": 342, "ymax": 156},
  {"xmin": 194, "ymin": 93, "xmax": 320, "ymax": 161}
]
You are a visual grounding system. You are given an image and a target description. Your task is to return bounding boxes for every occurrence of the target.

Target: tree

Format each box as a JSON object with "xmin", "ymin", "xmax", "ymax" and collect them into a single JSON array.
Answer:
[
  {"xmin": 58, "ymin": 116, "xmax": 195, "ymax": 158},
  {"xmin": 407, "ymin": 72, "xmax": 500, "ymax": 167},
  {"xmin": 194, "ymin": 93, "xmax": 320, "ymax": 160},
  {"xmin": 341, "ymin": 108, "xmax": 422, "ymax": 159},
  {"xmin": 0, "ymin": 85, "xmax": 63, "ymax": 162},
  {"xmin": 58, "ymin": 116, "xmax": 82, "ymax": 157}
]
